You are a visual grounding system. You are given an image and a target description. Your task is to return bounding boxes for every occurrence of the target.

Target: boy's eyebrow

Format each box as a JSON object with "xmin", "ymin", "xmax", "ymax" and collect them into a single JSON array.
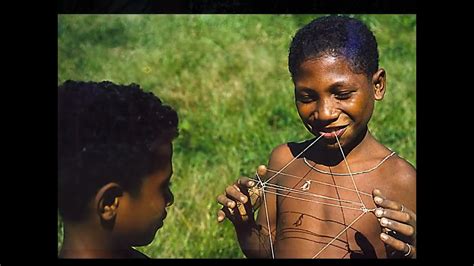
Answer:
[
  {"xmin": 325, "ymin": 81, "xmax": 354, "ymax": 92},
  {"xmin": 328, "ymin": 81, "xmax": 350, "ymax": 90},
  {"xmin": 295, "ymin": 87, "xmax": 314, "ymax": 93},
  {"xmin": 295, "ymin": 81, "xmax": 349, "ymax": 92}
]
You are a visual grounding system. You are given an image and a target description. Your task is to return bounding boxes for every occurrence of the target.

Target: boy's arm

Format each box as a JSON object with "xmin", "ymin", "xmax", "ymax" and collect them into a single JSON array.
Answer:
[
  {"xmin": 236, "ymin": 144, "xmax": 293, "ymax": 258},
  {"xmin": 236, "ymin": 144, "xmax": 294, "ymax": 258},
  {"xmin": 216, "ymin": 174, "xmax": 276, "ymax": 258},
  {"xmin": 235, "ymin": 171, "xmax": 277, "ymax": 258},
  {"xmin": 217, "ymin": 144, "xmax": 289, "ymax": 258},
  {"xmin": 373, "ymin": 157, "xmax": 417, "ymax": 258}
]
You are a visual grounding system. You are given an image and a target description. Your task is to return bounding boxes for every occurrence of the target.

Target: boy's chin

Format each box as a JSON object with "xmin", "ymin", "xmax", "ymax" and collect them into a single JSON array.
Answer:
[
  {"xmin": 131, "ymin": 227, "xmax": 161, "ymax": 246},
  {"xmin": 321, "ymin": 141, "xmax": 343, "ymax": 150},
  {"xmin": 315, "ymin": 137, "xmax": 345, "ymax": 150},
  {"xmin": 132, "ymin": 234, "xmax": 156, "ymax": 247}
]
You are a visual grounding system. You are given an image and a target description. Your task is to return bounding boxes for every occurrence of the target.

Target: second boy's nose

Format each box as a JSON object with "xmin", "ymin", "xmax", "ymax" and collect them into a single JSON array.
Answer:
[{"xmin": 165, "ymin": 189, "xmax": 174, "ymax": 207}]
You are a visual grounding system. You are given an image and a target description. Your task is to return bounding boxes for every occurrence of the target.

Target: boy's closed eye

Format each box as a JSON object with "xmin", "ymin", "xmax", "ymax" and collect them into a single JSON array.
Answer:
[
  {"xmin": 296, "ymin": 90, "xmax": 318, "ymax": 103},
  {"xmin": 334, "ymin": 91, "xmax": 353, "ymax": 100},
  {"xmin": 297, "ymin": 95, "xmax": 314, "ymax": 103}
]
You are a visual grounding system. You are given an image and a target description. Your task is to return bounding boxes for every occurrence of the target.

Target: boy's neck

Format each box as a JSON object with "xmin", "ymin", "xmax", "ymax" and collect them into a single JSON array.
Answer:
[{"xmin": 60, "ymin": 221, "xmax": 145, "ymax": 258}]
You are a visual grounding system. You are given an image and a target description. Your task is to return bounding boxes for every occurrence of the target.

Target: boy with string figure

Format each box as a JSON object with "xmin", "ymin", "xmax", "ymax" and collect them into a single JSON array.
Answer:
[{"xmin": 217, "ymin": 16, "xmax": 416, "ymax": 258}]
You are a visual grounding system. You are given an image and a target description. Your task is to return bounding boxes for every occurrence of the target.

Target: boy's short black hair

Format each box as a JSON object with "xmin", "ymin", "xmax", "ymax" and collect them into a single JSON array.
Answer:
[
  {"xmin": 289, "ymin": 15, "xmax": 379, "ymax": 79},
  {"xmin": 58, "ymin": 80, "xmax": 178, "ymax": 222}
]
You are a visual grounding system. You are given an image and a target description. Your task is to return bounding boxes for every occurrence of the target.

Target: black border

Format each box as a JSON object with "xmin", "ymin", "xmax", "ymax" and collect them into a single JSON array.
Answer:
[
  {"xmin": 57, "ymin": 0, "xmax": 416, "ymax": 14},
  {"xmin": 10, "ymin": 0, "xmax": 444, "ymax": 264}
]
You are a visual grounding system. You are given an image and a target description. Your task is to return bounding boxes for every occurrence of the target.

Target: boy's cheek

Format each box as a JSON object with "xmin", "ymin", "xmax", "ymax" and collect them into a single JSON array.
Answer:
[
  {"xmin": 149, "ymin": 200, "xmax": 166, "ymax": 216},
  {"xmin": 296, "ymin": 106, "xmax": 311, "ymax": 119}
]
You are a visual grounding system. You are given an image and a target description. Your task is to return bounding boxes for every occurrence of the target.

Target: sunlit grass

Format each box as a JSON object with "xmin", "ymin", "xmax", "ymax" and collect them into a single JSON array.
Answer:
[{"xmin": 58, "ymin": 14, "xmax": 416, "ymax": 258}]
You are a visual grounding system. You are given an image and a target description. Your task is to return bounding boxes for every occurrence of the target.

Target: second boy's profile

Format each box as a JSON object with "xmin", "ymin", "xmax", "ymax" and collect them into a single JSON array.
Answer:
[{"xmin": 58, "ymin": 80, "xmax": 178, "ymax": 258}]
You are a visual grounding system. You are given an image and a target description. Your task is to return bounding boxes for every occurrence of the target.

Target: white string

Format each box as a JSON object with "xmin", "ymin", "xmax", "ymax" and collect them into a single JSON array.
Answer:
[
  {"xmin": 255, "ymin": 132, "xmax": 384, "ymax": 258},
  {"xmin": 254, "ymin": 170, "xmax": 372, "ymax": 197},
  {"xmin": 334, "ymin": 133, "xmax": 365, "ymax": 209},
  {"xmin": 255, "ymin": 172, "xmax": 275, "ymax": 258},
  {"xmin": 312, "ymin": 211, "xmax": 366, "ymax": 258},
  {"xmin": 260, "ymin": 188, "xmax": 366, "ymax": 212},
  {"xmin": 264, "ymin": 135, "xmax": 323, "ymax": 184},
  {"xmin": 256, "ymin": 182, "xmax": 365, "ymax": 208},
  {"xmin": 251, "ymin": 179, "xmax": 374, "ymax": 212},
  {"xmin": 303, "ymin": 152, "xmax": 395, "ymax": 176}
]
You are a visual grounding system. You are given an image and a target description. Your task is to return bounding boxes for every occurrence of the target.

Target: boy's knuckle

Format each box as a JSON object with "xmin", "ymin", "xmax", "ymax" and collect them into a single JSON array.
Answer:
[
  {"xmin": 402, "ymin": 213, "xmax": 411, "ymax": 223},
  {"xmin": 406, "ymin": 226, "xmax": 415, "ymax": 237}
]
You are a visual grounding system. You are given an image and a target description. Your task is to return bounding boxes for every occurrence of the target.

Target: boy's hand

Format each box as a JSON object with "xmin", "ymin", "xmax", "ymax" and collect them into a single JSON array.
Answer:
[
  {"xmin": 216, "ymin": 166, "xmax": 266, "ymax": 227},
  {"xmin": 373, "ymin": 189, "xmax": 417, "ymax": 258}
]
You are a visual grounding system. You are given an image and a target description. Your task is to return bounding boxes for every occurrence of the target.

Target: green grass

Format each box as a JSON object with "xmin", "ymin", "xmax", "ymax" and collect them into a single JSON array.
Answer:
[{"xmin": 58, "ymin": 14, "xmax": 416, "ymax": 258}]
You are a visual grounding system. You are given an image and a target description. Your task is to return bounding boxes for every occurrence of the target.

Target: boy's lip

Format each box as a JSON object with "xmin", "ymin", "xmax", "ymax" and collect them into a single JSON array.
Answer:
[{"xmin": 318, "ymin": 126, "xmax": 347, "ymax": 139}]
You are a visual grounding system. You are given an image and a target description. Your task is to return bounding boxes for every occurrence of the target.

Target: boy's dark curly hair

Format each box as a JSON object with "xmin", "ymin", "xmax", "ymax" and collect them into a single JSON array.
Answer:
[
  {"xmin": 58, "ymin": 80, "xmax": 178, "ymax": 222},
  {"xmin": 289, "ymin": 15, "xmax": 379, "ymax": 79}
]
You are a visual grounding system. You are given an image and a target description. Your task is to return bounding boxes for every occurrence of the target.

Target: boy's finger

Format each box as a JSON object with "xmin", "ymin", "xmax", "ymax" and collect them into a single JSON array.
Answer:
[
  {"xmin": 236, "ymin": 201, "xmax": 249, "ymax": 221},
  {"xmin": 256, "ymin": 165, "xmax": 267, "ymax": 178},
  {"xmin": 380, "ymin": 233, "xmax": 416, "ymax": 257},
  {"xmin": 237, "ymin": 176, "xmax": 256, "ymax": 188},
  {"xmin": 379, "ymin": 218, "xmax": 415, "ymax": 238},
  {"xmin": 372, "ymin": 188, "xmax": 385, "ymax": 199},
  {"xmin": 375, "ymin": 208, "xmax": 413, "ymax": 225},
  {"xmin": 226, "ymin": 185, "xmax": 248, "ymax": 204},
  {"xmin": 373, "ymin": 196, "xmax": 403, "ymax": 211},
  {"xmin": 380, "ymin": 232, "xmax": 405, "ymax": 251},
  {"xmin": 221, "ymin": 206, "xmax": 236, "ymax": 223},
  {"xmin": 217, "ymin": 194, "xmax": 236, "ymax": 209},
  {"xmin": 373, "ymin": 190, "xmax": 400, "ymax": 211},
  {"xmin": 217, "ymin": 209, "xmax": 226, "ymax": 222},
  {"xmin": 373, "ymin": 189, "xmax": 416, "ymax": 220}
]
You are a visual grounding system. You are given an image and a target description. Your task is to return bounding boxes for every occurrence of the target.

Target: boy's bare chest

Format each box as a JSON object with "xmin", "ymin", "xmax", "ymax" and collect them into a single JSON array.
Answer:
[{"xmin": 269, "ymin": 161, "xmax": 388, "ymax": 258}]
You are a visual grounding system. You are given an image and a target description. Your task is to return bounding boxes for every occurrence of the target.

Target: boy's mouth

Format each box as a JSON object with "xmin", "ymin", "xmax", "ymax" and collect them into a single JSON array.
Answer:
[{"xmin": 318, "ymin": 126, "xmax": 347, "ymax": 139}]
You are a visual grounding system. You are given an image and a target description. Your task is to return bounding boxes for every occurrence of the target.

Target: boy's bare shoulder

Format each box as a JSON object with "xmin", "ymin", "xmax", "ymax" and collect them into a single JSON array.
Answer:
[
  {"xmin": 268, "ymin": 143, "xmax": 292, "ymax": 168},
  {"xmin": 380, "ymin": 154, "xmax": 416, "ymax": 209},
  {"xmin": 267, "ymin": 140, "xmax": 313, "ymax": 168},
  {"xmin": 385, "ymin": 154, "xmax": 416, "ymax": 185}
]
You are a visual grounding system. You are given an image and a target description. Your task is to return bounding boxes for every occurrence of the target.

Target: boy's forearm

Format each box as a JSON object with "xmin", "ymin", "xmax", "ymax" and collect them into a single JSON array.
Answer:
[{"xmin": 235, "ymin": 223, "xmax": 273, "ymax": 258}]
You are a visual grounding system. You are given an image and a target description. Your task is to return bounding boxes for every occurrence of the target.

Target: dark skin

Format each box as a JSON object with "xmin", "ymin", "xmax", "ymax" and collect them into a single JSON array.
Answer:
[
  {"xmin": 217, "ymin": 55, "xmax": 416, "ymax": 258},
  {"xmin": 59, "ymin": 142, "xmax": 174, "ymax": 259}
]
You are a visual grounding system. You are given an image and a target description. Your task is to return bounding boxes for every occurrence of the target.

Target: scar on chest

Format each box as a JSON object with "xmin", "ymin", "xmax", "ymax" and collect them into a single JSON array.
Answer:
[{"xmin": 293, "ymin": 214, "xmax": 304, "ymax": 227}]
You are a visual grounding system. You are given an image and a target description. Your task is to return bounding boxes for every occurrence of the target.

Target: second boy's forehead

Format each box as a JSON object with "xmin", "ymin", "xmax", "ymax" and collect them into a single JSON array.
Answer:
[
  {"xmin": 146, "ymin": 141, "xmax": 173, "ymax": 176},
  {"xmin": 150, "ymin": 139, "xmax": 173, "ymax": 157},
  {"xmin": 294, "ymin": 56, "xmax": 370, "ymax": 90},
  {"xmin": 145, "ymin": 142, "xmax": 173, "ymax": 185}
]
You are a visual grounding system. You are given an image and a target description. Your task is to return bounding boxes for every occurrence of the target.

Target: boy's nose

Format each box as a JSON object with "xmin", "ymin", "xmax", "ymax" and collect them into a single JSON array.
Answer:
[
  {"xmin": 166, "ymin": 190, "xmax": 174, "ymax": 207},
  {"xmin": 314, "ymin": 99, "xmax": 338, "ymax": 121}
]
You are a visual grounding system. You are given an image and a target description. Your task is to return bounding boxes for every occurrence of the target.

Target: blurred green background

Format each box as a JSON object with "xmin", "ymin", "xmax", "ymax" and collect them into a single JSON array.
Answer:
[{"xmin": 58, "ymin": 14, "xmax": 416, "ymax": 258}]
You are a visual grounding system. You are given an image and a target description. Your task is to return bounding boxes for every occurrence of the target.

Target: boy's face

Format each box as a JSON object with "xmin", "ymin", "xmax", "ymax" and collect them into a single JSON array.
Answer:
[
  {"xmin": 294, "ymin": 55, "xmax": 376, "ymax": 149},
  {"xmin": 114, "ymin": 142, "xmax": 174, "ymax": 246}
]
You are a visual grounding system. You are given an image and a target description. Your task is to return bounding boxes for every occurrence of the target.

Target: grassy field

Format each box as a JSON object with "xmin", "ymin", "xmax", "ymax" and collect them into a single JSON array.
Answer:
[{"xmin": 58, "ymin": 14, "xmax": 416, "ymax": 258}]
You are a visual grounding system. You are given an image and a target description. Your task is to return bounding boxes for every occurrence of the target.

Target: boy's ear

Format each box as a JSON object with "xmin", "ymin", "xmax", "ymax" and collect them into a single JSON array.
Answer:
[
  {"xmin": 95, "ymin": 182, "xmax": 123, "ymax": 222},
  {"xmin": 372, "ymin": 68, "xmax": 386, "ymax": 101}
]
